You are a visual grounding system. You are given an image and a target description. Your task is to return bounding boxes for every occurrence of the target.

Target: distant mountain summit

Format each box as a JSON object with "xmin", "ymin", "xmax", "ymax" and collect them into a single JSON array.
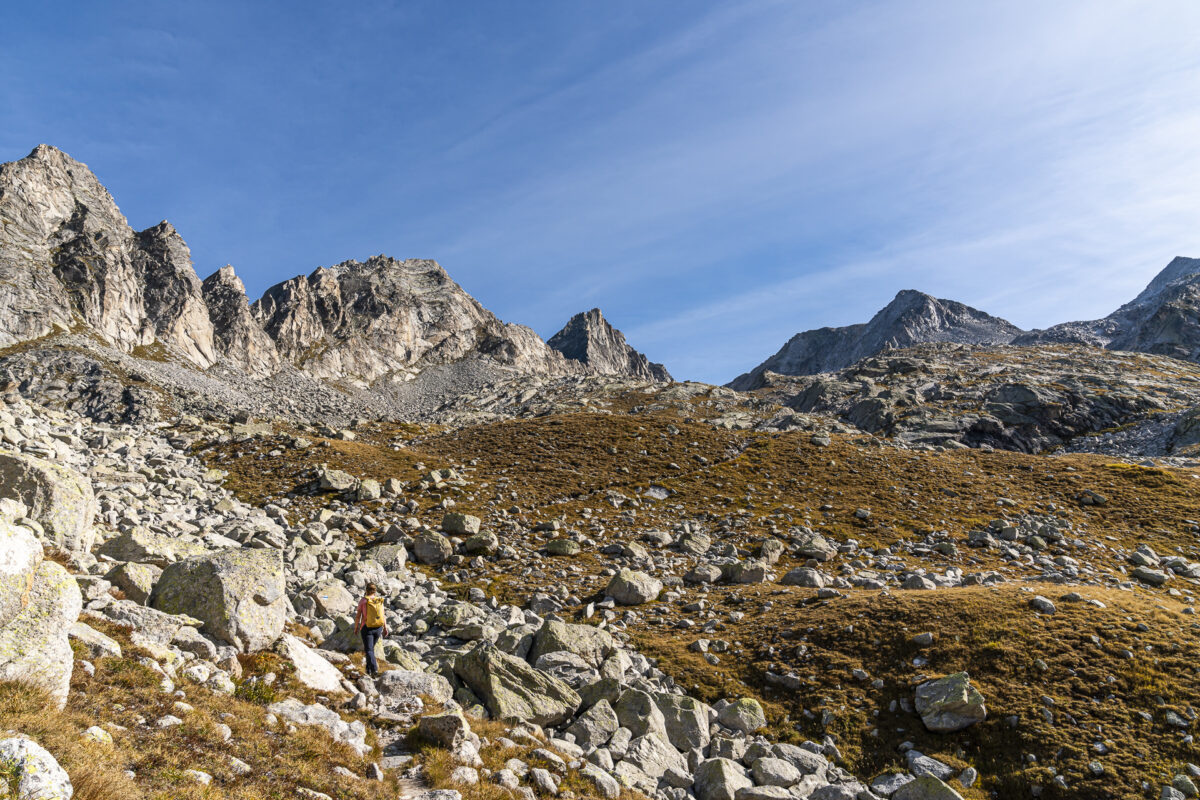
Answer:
[
  {"xmin": 729, "ymin": 290, "xmax": 1020, "ymax": 389},
  {"xmin": 548, "ymin": 308, "xmax": 671, "ymax": 382},
  {"xmin": 1015, "ymin": 257, "xmax": 1200, "ymax": 361}
]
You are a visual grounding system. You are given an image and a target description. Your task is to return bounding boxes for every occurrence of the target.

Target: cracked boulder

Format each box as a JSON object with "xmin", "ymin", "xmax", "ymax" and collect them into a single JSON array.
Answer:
[
  {"xmin": 150, "ymin": 548, "xmax": 286, "ymax": 652},
  {"xmin": 454, "ymin": 641, "xmax": 581, "ymax": 726}
]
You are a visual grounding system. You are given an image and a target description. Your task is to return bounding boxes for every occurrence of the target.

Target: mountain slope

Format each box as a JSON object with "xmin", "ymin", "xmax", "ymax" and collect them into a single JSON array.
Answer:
[
  {"xmin": 1015, "ymin": 257, "xmax": 1200, "ymax": 360},
  {"xmin": 729, "ymin": 290, "xmax": 1021, "ymax": 389},
  {"xmin": 547, "ymin": 308, "xmax": 671, "ymax": 381}
]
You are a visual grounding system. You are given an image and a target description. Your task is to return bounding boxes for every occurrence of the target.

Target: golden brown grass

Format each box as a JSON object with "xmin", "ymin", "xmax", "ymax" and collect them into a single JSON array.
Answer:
[
  {"xmin": 0, "ymin": 681, "xmax": 138, "ymax": 800},
  {"xmin": 198, "ymin": 403, "xmax": 1200, "ymax": 799},
  {"xmin": 19, "ymin": 618, "xmax": 404, "ymax": 800},
  {"xmin": 636, "ymin": 583, "xmax": 1200, "ymax": 800}
]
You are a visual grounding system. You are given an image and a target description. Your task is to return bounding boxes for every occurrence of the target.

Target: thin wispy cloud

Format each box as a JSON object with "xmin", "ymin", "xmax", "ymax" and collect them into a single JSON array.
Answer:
[{"xmin": 1, "ymin": 1, "xmax": 1198, "ymax": 384}]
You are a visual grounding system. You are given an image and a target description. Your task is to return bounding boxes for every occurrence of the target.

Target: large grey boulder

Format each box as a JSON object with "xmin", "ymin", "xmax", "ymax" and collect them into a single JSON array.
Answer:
[
  {"xmin": 308, "ymin": 580, "xmax": 356, "ymax": 618},
  {"xmin": 751, "ymin": 758, "xmax": 803, "ymax": 788},
  {"xmin": 441, "ymin": 512, "xmax": 481, "ymax": 535},
  {"xmin": 656, "ymin": 693, "xmax": 713, "ymax": 750},
  {"xmin": 892, "ymin": 774, "xmax": 965, "ymax": 800},
  {"xmin": 0, "ymin": 451, "xmax": 96, "ymax": 555},
  {"xmin": 454, "ymin": 642, "xmax": 581, "ymax": 726},
  {"xmin": 793, "ymin": 530, "xmax": 837, "ymax": 562},
  {"xmin": 413, "ymin": 531, "xmax": 453, "ymax": 565},
  {"xmin": 378, "ymin": 669, "xmax": 453, "ymax": 705},
  {"xmin": 529, "ymin": 619, "xmax": 617, "ymax": 668},
  {"xmin": 104, "ymin": 561, "xmax": 160, "ymax": 604},
  {"xmin": 606, "ymin": 569, "xmax": 662, "ymax": 605},
  {"xmin": 622, "ymin": 732, "xmax": 688, "ymax": 780},
  {"xmin": 915, "ymin": 672, "xmax": 987, "ymax": 733},
  {"xmin": 567, "ymin": 698, "xmax": 619, "ymax": 747},
  {"xmin": 770, "ymin": 743, "xmax": 828, "ymax": 779},
  {"xmin": 0, "ymin": 736, "xmax": 74, "ymax": 800},
  {"xmin": 366, "ymin": 543, "xmax": 408, "ymax": 573},
  {"xmin": 615, "ymin": 689, "xmax": 668, "ymax": 739},
  {"xmin": 0, "ymin": 521, "xmax": 42, "ymax": 627},
  {"xmin": 718, "ymin": 697, "xmax": 767, "ymax": 733},
  {"xmin": 580, "ymin": 763, "xmax": 621, "ymax": 800},
  {"xmin": 0, "ymin": 560, "xmax": 81, "ymax": 709},
  {"xmin": 98, "ymin": 528, "xmax": 208, "ymax": 567},
  {"xmin": 276, "ymin": 634, "xmax": 344, "ymax": 693},
  {"xmin": 150, "ymin": 549, "xmax": 286, "ymax": 652},
  {"xmin": 694, "ymin": 758, "xmax": 754, "ymax": 800}
]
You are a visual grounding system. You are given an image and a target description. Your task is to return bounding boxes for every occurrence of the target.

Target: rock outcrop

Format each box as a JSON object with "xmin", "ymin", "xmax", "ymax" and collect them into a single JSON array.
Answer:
[
  {"xmin": 730, "ymin": 290, "xmax": 1020, "ymax": 389},
  {"xmin": 0, "ymin": 144, "xmax": 217, "ymax": 366},
  {"xmin": 201, "ymin": 265, "xmax": 281, "ymax": 377},
  {"xmin": 548, "ymin": 308, "xmax": 670, "ymax": 381}
]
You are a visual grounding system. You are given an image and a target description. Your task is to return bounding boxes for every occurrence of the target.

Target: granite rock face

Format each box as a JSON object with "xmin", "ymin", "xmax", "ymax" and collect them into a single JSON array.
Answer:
[
  {"xmin": 250, "ymin": 257, "xmax": 582, "ymax": 385},
  {"xmin": 730, "ymin": 291, "xmax": 1020, "ymax": 389},
  {"xmin": 201, "ymin": 265, "xmax": 281, "ymax": 377},
  {"xmin": 548, "ymin": 308, "xmax": 670, "ymax": 382},
  {"xmin": 0, "ymin": 144, "xmax": 217, "ymax": 366},
  {"xmin": 0, "ymin": 145, "xmax": 673, "ymax": 411}
]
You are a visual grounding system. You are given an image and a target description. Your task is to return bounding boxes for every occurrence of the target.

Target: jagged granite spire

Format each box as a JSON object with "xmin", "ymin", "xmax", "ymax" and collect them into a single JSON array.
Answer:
[
  {"xmin": 548, "ymin": 308, "xmax": 671, "ymax": 382},
  {"xmin": 201, "ymin": 265, "xmax": 281, "ymax": 377}
]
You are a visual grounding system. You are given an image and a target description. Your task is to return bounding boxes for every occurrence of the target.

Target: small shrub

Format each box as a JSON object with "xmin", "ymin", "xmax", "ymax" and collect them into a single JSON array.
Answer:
[{"xmin": 234, "ymin": 678, "xmax": 278, "ymax": 705}]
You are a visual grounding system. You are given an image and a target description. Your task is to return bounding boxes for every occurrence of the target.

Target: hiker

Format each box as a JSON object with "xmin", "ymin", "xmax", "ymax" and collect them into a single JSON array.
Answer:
[{"xmin": 354, "ymin": 582, "xmax": 389, "ymax": 677}]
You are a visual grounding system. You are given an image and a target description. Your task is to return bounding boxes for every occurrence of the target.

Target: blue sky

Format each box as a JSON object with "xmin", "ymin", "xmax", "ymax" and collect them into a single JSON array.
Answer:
[{"xmin": 3, "ymin": 1, "xmax": 1200, "ymax": 383}]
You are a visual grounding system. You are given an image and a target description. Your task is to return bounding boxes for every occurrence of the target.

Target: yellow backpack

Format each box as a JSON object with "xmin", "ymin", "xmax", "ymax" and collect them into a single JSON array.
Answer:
[{"xmin": 363, "ymin": 596, "xmax": 386, "ymax": 628}]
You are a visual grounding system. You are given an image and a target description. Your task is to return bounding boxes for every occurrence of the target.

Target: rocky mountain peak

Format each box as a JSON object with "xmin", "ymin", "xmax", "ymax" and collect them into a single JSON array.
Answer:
[
  {"xmin": 0, "ymin": 145, "xmax": 217, "ymax": 363},
  {"xmin": 250, "ymin": 255, "xmax": 578, "ymax": 384},
  {"xmin": 1015, "ymin": 256, "xmax": 1200, "ymax": 360},
  {"xmin": 547, "ymin": 308, "xmax": 671, "ymax": 382},
  {"xmin": 729, "ymin": 290, "xmax": 1020, "ymax": 389},
  {"xmin": 1123, "ymin": 256, "xmax": 1200, "ymax": 309}
]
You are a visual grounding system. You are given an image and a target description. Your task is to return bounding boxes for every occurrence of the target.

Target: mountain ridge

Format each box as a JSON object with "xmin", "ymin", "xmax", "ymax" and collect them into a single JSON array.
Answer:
[
  {"xmin": 0, "ymin": 144, "xmax": 667, "ymax": 391},
  {"xmin": 732, "ymin": 259, "xmax": 1200, "ymax": 388},
  {"xmin": 728, "ymin": 289, "xmax": 1021, "ymax": 390}
]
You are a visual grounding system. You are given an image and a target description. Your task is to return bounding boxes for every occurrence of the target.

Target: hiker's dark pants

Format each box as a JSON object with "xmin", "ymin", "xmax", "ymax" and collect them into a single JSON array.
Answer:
[{"xmin": 361, "ymin": 626, "xmax": 383, "ymax": 675}]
